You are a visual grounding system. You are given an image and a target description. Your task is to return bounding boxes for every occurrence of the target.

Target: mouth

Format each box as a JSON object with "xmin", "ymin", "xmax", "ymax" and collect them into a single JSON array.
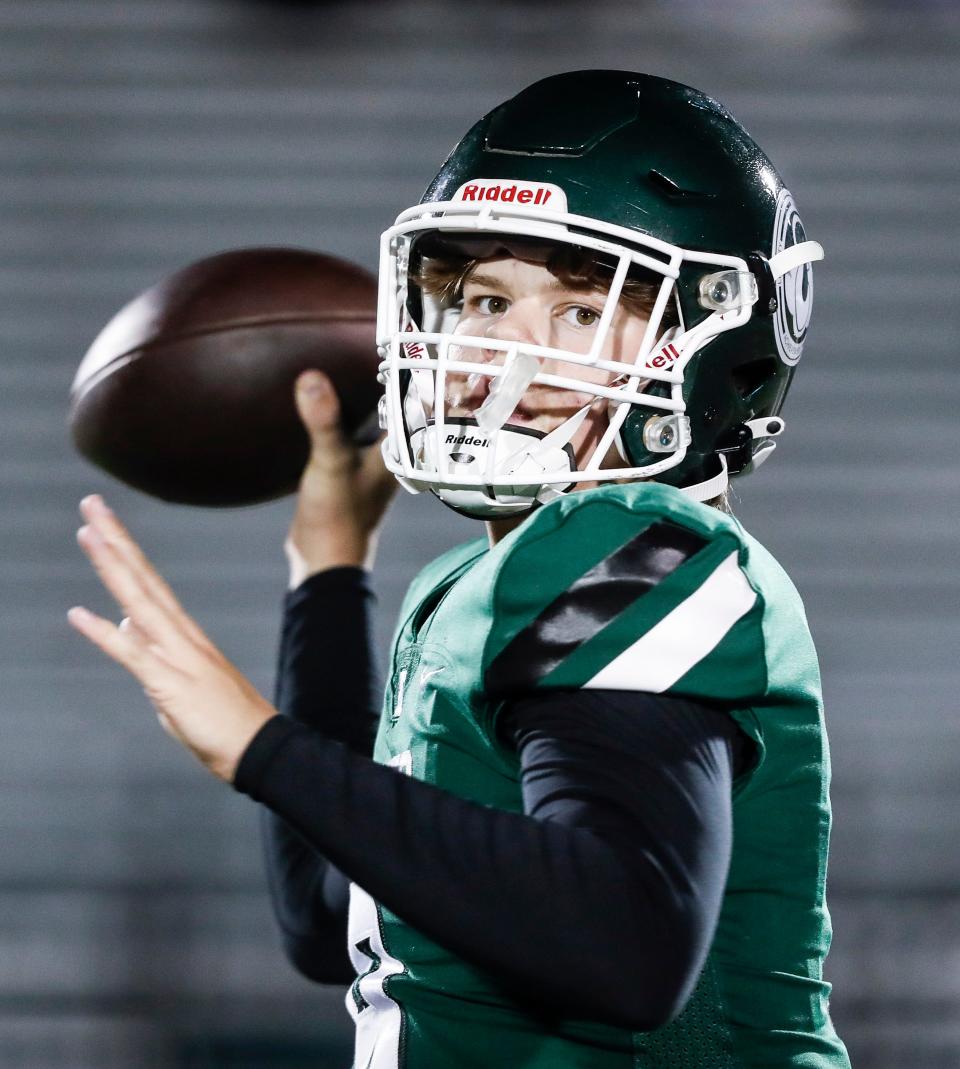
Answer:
[
  {"xmin": 445, "ymin": 371, "xmax": 491, "ymax": 414},
  {"xmin": 447, "ymin": 389, "xmax": 537, "ymax": 423},
  {"xmin": 447, "ymin": 379, "xmax": 589, "ymax": 428}
]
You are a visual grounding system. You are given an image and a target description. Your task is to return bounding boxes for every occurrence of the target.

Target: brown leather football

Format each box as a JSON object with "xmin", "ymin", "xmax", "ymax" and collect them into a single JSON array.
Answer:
[{"xmin": 69, "ymin": 247, "xmax": 380, "ymax": 507}]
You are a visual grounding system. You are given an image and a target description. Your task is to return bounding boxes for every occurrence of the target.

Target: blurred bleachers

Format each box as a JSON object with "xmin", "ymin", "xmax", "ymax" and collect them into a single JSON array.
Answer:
[{"xmin": 1, "ymin": 2, "xmax": 959, "ymax": 1065}]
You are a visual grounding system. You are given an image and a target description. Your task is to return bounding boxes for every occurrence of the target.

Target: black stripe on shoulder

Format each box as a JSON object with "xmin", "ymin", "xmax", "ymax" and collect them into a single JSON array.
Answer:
[{"xmin": 485, "ymin": 521, "xmax": 708, "ymax": 695}]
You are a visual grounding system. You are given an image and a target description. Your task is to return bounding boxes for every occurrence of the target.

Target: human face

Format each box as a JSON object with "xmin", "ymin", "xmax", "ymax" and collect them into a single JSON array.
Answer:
[{"xmin": 445, "ymin": 257, "xmax": 651, "ymax": 464}]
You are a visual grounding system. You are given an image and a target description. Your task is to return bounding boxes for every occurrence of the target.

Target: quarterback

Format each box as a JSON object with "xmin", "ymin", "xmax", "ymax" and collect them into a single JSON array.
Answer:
[{"xmin": 69, "ymin": 72, "xmax": 851, "ymax": 1067}]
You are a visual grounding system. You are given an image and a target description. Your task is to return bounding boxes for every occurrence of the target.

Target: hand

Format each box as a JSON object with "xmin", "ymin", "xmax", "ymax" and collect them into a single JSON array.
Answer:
[
  {"xmin": 68, "ymin": 495, "xmax": 277, "ymax": 783},
  {"xmin": 286, "ymin": 370, "xmax": 397, "ymax": 586}
]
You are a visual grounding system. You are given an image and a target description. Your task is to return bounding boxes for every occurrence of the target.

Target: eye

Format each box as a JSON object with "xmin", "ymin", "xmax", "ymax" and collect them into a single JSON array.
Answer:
[
  {"xmin": 560, "ymin": 305, "xmax": 601, "ymax": 328},
  {"xmin": 474, "ymin": 295, "xmax": 510, "ymax": 316}
]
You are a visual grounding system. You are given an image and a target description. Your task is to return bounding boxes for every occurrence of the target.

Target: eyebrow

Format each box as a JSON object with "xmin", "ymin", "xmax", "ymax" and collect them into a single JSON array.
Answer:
[
  {"xmin": 463, "ymin": 271, "xmax": 509, "ymax": 292},
  {"xmin": 463, "ymin": 272, "xmax": 608, "ymax": 298}
]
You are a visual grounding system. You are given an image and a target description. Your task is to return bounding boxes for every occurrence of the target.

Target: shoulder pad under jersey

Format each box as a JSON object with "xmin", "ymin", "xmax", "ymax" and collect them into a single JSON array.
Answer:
[{"xmin": 482, "ymin": 482, "xmax": 767, "ymax": 704}]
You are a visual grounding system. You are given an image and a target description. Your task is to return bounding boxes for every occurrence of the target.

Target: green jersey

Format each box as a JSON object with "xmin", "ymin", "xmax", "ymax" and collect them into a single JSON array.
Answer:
[{"xmin": 346, "ymin": 482, "xmax": 850, "ymax": 1069}]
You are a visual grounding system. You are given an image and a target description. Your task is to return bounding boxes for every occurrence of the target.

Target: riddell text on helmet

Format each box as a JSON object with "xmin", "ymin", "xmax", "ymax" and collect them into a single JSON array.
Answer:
[
  {"xmin": 445, "ymin": 432, "xmax": 490, "ymax": 447},
  {"xmin": 452, "ymin": 180, "xmax": 568, "ymax": 212},
  {"xmin": 645, "ymin": 342, "xmax": 681, "ymax": 370},
  {"xmin": 460, "ymin": 184, "xmax": 550, "ymax": 205}
]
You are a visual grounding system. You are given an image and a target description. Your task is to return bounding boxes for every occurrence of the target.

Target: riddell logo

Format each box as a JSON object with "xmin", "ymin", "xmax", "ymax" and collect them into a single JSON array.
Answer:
[
  {"xmin": 645, "ymin": 342, "xmax": 681, "ymax": 370},
  {"xmin": 452, "ymin": 180, "xmax": 568, "ymax": 213},
  {"xmin": 402, "ymin": 321, "xmax": 427, "ymax": 360},
  {"xmin": 446, "ymin": 432, "xmax": 489, "ymax": 447}
]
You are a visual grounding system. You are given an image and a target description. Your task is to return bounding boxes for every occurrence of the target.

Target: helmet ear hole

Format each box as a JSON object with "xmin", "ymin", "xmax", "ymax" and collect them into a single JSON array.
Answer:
[{"xmin": 731, "ymin": 357, "xmax": 778, "ymax": 400}]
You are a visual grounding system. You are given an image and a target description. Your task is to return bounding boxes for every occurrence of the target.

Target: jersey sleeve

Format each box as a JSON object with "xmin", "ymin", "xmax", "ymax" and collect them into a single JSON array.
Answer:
[{"xmin": 481, "ymin": 484, "xmax": 769, "ymax": 739}]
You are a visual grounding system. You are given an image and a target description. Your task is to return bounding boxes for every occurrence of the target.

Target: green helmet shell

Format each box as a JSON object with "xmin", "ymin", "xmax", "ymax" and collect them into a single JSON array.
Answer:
[{"xmin": 420, "ymin": 70, "xmax": 816, "ymax": 491}]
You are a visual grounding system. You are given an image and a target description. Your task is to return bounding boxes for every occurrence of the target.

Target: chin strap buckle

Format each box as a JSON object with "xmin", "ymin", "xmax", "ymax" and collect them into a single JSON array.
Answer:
[
  {"xmin": 744, "ymin": 416, "xmax": 785, "ymax": 440},
  {"xmin": 715, "ymin": 416, "xmax": 785, "ymax": 477},
  {"xmin": 739, "ymin": 416, "xmax": 784, "ymax": 474}
]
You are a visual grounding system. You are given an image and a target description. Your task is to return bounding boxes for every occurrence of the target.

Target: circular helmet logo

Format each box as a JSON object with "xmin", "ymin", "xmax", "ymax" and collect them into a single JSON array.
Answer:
[{"xmin": 772, "ymin": 189, "xmax": 813, "ymax": 366}]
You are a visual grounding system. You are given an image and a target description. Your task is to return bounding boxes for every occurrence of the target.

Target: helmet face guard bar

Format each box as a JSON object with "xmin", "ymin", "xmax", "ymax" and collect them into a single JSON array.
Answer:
[{"xmin": 377, "ymin": 197, "xmax": 765, "ymax": 514}]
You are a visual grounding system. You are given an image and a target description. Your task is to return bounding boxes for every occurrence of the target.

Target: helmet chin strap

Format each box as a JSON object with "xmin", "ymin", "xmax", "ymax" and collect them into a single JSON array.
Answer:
[
  {"xmin": 769, "ymin": 240, "xmax": 823, "ymax": 280},
  {"xmin": 678, "ymin": 415, "xmax": 785, "ymax": 502},
  {"xmin": 678, "ymin": 453, "xmax": 729, "ymax": 502}
]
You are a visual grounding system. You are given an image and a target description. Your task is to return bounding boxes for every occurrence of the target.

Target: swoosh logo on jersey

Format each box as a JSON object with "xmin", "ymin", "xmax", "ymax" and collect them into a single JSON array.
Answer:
[{"xmin": 419, "ymin": 666, "xmax": 445, "ymax": 687}]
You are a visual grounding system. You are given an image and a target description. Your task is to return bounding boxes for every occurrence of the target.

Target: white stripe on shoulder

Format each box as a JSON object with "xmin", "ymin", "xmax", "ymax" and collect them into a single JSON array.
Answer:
[{"xmin": 583, "ymin": 550, "xmax": 757, "ymax": 694}]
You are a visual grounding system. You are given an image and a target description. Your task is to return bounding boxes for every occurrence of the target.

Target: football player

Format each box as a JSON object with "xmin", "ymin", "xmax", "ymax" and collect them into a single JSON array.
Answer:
[{"xmin": 70, "ymin": 72, "xmax": 851, "ymax": 1068}]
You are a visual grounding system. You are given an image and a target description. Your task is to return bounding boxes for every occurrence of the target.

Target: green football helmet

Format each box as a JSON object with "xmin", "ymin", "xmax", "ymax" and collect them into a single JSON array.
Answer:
[{"xmin": 377, "ymin": 70, "xmax": 823, "ymax": 517}]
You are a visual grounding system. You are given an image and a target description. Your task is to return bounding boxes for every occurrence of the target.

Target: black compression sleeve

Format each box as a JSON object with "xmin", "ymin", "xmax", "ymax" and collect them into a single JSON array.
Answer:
[
  {"xmin": 276, "ymin": 566, "xmax": 379, "ymax": 743},
  {"xmin": 260, "ymin": 566, "xmax": 377, "ymax": 984},
  {"xmin": 237, "ymin": 685, "xmax": 743, "ymax": 1030}
]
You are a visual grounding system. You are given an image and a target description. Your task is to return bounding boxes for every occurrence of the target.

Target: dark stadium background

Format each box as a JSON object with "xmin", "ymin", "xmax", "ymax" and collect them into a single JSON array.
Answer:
[{"xmin": 1, "ymin": 1, "xmax": 958, "ymax": 1066}]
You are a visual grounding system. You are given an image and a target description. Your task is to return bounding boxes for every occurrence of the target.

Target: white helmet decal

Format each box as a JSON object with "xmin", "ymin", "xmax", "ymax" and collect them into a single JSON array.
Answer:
[{"xmin": 772, "ymin": 188, "xmax": 814, "ymax": 366}]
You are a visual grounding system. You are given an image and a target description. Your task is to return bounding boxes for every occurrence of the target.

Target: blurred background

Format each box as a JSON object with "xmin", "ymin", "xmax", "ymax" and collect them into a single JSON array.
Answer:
[{"xmin": 1, "ymin": 1, "xmax": 958, "ymax": 1066}]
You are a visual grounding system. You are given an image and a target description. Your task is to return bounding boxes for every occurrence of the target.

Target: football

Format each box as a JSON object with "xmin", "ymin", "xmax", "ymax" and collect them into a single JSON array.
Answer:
[{"xmin": 69, "ymin": 247, "xmax": 381, "ymax": 508}]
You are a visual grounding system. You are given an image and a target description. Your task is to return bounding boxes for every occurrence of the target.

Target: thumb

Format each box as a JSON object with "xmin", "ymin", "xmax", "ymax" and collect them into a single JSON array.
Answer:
[{"xmin": 294, "ymin": 370, "xmax": 343, "ymax": 449}]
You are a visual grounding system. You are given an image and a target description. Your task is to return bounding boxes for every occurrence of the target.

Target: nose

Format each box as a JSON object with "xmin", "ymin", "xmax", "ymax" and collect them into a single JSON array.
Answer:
[{"xmin": 483, "ymin": 299, "xmax": 544, "ymax": 354}]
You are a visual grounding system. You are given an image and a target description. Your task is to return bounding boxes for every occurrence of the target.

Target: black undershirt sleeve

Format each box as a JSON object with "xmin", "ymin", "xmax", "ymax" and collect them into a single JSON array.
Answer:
[
  {"xmin": 259, "ymin": 566, "xmax": 379, "ymax": 984},
  {"xmin": 245, "ymin": 566, "xmax": 751, "ymax": 1029}
]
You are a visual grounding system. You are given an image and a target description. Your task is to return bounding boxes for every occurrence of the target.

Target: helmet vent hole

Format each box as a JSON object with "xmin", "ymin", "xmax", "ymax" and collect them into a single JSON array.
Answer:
[
  {"xmin": 648, "ymin": 169, "xmax": 681, "ymax": 196},
  {"xmin": 646, "ymin": 169, "xmax": 716, "ymax": 200},
  {"xmin": 732, "ymin": 358, "xmax": 777, "ymax": 400}
]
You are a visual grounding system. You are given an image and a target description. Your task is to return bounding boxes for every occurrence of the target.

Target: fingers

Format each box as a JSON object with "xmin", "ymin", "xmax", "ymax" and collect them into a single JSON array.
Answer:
[
  {"xmin": 75, "ymin": 519, "xmax": 198, "ymax": 666},
  {"xmin": 295, "ymin": 372, "xmax": 365, "ymax": 492},
  {"xmin": 67, "ymin": 604, "xmax": 175, "ymax": 682},
  {"xmin": 119, "ymin": 614, "xmax": 170, "ymax": 660},
  {"xmin": 79, "ymin": 496, "xmax": 177, "ymax": 608},
  {"xmin": 359, "ymin": 433, "xmax": 399, "ymax": 509},
  {"xmin": 78, "ymin": 495, "xmax": 211, "ymax": 650},
  {"xmin": 295, "ymin": 371, "xmax": 345, "ymax": 453}
]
